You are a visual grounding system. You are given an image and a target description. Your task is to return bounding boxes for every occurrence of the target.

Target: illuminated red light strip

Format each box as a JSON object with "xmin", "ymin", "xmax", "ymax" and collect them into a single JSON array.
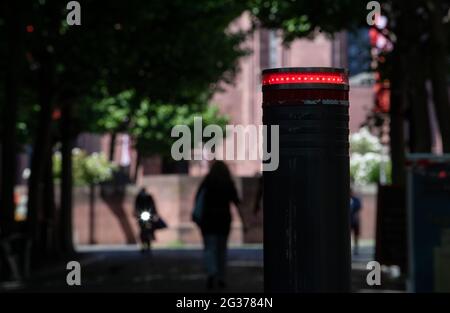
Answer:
[{"xmin": 262, "ymin": 72, "xmax": 348, "ymax": 86}]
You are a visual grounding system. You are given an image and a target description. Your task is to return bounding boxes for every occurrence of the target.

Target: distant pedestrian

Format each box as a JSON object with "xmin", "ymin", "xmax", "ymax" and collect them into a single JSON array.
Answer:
[
  {"xmin": 135, "ymin": 187, "xmax": 166, "ymax": 253},
  {"xmin": 193, "ymin": 161, "xmax": 242, "ymax": 290},
  {"xmin": 350, "ymin": 188, "xmax": 362, "ymax": 255}
]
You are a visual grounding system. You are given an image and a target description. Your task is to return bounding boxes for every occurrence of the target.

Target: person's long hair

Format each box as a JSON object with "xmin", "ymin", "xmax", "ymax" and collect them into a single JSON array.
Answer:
[{"xmin": 205, "ymin": 161, "xmax": 233, "ymax": 184}]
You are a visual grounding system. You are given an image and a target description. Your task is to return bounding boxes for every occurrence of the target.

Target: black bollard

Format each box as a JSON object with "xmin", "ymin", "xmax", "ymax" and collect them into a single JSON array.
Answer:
[{"xmin": 262, "ymin": 67, "xmax": 351, "ymax": 292}]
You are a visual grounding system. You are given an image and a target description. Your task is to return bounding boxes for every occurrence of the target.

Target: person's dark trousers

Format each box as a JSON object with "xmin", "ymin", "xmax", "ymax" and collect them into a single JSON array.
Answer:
[
  {"xmin": 351, "ymin": 221, "xmax": 360, "ymax": 255},
  {"xmin": 202, "ymin": 233, "xmax": 228, "ymax": 285}
]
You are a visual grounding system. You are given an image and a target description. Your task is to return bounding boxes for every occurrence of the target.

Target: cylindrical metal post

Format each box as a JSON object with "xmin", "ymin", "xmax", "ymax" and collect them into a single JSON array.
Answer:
[{"xmin": 262, "ymin": 67, "xmax": 351, "ymax": 292}]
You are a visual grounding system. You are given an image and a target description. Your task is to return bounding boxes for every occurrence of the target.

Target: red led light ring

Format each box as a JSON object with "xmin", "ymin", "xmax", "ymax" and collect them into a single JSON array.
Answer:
[
  {"xmin": 262, "ymin": 72, "xmax": 348, "ymax": 86},
  {"xmin": 262, "ymin": 68, "xmax": 349, "ymax": 105}
]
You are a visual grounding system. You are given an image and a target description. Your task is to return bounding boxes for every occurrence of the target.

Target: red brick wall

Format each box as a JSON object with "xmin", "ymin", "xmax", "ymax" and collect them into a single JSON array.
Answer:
[
  {"xmin": 68, "ymin": 177, "xmax": 376, "ymax": 246},
  {"xmin": 72, "ymin": 176, "xmax": 251, "ymax": 246},
  {"xmin": 15, "ymin": 179, "xmax": 377, "ymax": 246}
]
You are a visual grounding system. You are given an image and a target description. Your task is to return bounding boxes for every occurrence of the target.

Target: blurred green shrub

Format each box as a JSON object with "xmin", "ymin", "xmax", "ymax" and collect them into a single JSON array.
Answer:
[
  {"xmin": 53, "ymin": 148, "xmax": 117, "ymax": 186},
  {"xmin": 350, "ymin": 128, "xmax": 391, "ymax": 186}
]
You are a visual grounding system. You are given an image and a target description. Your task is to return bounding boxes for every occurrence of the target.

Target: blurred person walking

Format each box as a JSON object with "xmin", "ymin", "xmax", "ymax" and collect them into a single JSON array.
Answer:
[
  {"xmin": 252, "ymin": 173, "xmax": 263, "ymax": 215},
  {"xmin": 350, "ymin": 187, "xmax": 362, "ymax": 255},
  {"xmin": 193, "ymin": 161, "xmax": 242, "ymax": 290}
]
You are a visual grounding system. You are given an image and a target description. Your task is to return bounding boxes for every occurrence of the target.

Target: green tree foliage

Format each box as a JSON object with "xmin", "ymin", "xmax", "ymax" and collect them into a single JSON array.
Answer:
[
  {"xmin": 132, "ymin": 102, "xmax": 229, "ymax": 157},
  {"xmin": 1, "ymin": 0, "xmax": 248, "ymax": 145},
  {"xmin": 83, "ymin": 89, "xmax": 229, "ymax": 157},
  {"xmin": 249, "ymin": 0, "xmax": 366, "ymax": 42},
  {"xmin": 0, "ymin": 0, "xmax": 248, "ymax": 162}
]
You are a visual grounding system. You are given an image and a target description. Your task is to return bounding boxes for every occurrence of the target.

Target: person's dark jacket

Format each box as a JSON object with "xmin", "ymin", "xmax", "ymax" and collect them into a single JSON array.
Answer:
[
  {"xmin": 350, "ymin": 196, "xmax": 361, "ymax": 226},
  {"xmin": 135, "ymin": 190, "xmax": 156, "ymax": 216},
  {"xmin": 197, "ymin": 176, "xmax": 240, "ymax": 235}
]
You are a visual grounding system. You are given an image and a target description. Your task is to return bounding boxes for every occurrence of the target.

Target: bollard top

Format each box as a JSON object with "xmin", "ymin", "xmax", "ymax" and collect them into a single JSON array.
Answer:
[{"xmin": 262, "ymin": 67, "xmax": 349, "ymax": 91}]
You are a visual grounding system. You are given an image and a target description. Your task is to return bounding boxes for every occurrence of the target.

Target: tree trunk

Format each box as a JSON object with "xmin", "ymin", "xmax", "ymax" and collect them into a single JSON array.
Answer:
[
  {"xmin": 27, "ymin": 59, "xmax": 55, "ymax": 251},
  {"xmin": 406, "ymin": 5, "xmax": 432, "ymax": 153},
  {"xmin": 389, "ymin": 58, "xmax": 407, "ymax": 186},
  {"xmin": 109, "ymin": 132, "xmax": 117, "ymax": 162},
  {"xmin": 42, "ymin": 142, "xmax": 56, "ymax": 257},
  {"xmin": 388, "ymin": 2, "xmax": 412, "ymax": 187},
  {"xmin": 60, "ymin": 103, "xmax": 75, "ymax": 255},
  {"xmin": 27, "ymin": 0, "xmax": 59, "ymax": 262},
  {"xmin": 408, "ymin": 66, "xmax": 432, "ymax": 153},
  {"xmin": 134, "ymin": 150, "xmax": 141, "ymax": 183},
  {"xmin": 428, "ymin": 0, "xmax": 450, "ymax": 152},
  {"xmin": 0, "ymin": 1, "xmax": 23, "ymax": 237}
]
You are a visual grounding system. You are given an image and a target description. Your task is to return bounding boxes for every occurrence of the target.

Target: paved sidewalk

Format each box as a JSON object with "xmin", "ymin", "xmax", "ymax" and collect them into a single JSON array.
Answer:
[
  {"xmin": 1, "ymin": 244, "xmax": 405, "ymax": 293},
  {"xmin": 5, "ymin": 247, "xmax": 263, "ymax": 293}
]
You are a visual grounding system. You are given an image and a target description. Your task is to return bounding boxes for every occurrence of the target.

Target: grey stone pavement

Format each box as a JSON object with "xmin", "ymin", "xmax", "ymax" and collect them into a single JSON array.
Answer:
[{"xmin": 1, "ymin": 244, "xmax": 405, "ymax": 293}]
